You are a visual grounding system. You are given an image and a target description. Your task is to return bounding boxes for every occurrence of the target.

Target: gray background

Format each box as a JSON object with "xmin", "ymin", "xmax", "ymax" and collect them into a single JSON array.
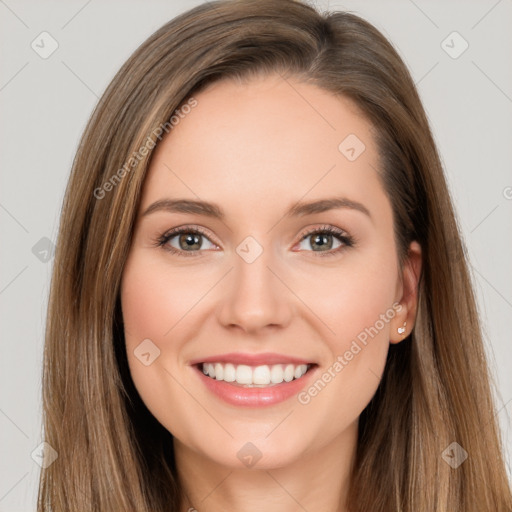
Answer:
[{"xmin": 1, "ymin": 0, "xmax": 511, "ymax": 509}]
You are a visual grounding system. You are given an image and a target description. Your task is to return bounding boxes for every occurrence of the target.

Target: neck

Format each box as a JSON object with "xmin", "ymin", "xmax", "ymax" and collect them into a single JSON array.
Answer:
[{"xmin": 175, "ymin": 421, "xmax": 357, "ymax": 512}]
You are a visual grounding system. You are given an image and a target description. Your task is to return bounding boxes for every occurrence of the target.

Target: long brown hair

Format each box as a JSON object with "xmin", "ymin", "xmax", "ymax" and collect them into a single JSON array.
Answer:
[{"xmin": 38, "ymin": 1, "xmax": 512, "ymax": 510}]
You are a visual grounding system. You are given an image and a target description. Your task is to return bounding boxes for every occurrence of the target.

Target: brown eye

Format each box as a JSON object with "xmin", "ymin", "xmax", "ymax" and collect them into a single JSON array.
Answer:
[
  {"xmin": 304, "ymin": 232, "xmax": 337, "ymax": 251},
  {"xmin": 296, "ymin": 226, "xmax": 354, "ymax": 256},
  {"xmin": 175, "ymin": 232, "xmax": 204, "ymax": 251},
  {"xmin": 156, "ymin": 226, "xmax": 217, "ymax": 256}
]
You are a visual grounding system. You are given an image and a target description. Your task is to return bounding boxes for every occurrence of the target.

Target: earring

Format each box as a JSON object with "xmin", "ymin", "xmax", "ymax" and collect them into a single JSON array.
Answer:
[{"xmin": 397, "ymin": 322, "xmax": 407, "ymax": 335}]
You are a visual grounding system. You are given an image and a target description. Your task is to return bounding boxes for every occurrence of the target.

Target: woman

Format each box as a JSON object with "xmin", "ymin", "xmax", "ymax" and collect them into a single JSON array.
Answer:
[{"xmin": 37, "ymin": 0, "xmax": 512, "ymax": 510}]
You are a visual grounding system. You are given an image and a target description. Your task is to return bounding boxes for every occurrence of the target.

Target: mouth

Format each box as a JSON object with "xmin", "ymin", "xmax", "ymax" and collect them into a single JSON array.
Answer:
[
  {"xmin": 190, "ymin": 354, "xmax": 318, "ymax": 407},
  {"xmin": 197, "ymin": 362, "xmax": 314, "ymax": 387}
]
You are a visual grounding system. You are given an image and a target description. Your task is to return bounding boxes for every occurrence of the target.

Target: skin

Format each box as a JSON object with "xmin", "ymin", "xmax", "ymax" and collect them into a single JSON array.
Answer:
[{"xmin": 120, "ymin": 73, "xmax": 422, "ymax": 512}]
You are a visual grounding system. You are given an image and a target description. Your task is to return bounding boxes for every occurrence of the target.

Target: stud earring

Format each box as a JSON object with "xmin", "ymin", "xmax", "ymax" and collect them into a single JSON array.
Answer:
[{"xmin": 397, "ymin": 322, "xmax": 407, "ymax": 335}]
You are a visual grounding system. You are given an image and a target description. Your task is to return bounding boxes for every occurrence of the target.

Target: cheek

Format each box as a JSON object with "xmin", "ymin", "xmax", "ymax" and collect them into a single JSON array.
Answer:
[
  {"xmin": 120, "ymin": 255, "xmax": 204, "ymax": 435},
  {"xmin": 295, "ymin": 250, "xmax": 399, "ymax": 417},
  {"xmin": 333, "ymin": 268, "xmax": 397, "ymax": 344},
  {"xmin": 121, "ymin": 253, "xmax": 210, "ymax": 343},
  {"xmin": 296, "ymin": 249, "xmax": 399, "ymax": 353}
]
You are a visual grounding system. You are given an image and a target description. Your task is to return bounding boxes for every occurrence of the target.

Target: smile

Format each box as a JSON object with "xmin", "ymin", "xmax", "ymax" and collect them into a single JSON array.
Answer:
[
  {"xmin": 191, "ymin": 353, "xmax": 318, "ymax": 407},
  {"xmin": 201, "ymin": 362, "xmax": 310, "ymax": 387}
]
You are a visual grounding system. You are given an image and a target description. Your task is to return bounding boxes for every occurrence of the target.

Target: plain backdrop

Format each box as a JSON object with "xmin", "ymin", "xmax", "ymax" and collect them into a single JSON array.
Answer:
[{"xmin": 0, "ymin": 0, "xmax": 511, "ymax": 510}]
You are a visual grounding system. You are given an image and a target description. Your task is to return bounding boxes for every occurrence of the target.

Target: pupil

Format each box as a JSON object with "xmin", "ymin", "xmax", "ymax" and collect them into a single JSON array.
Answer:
[
  {"xmin": 313, "ymin": 234, "xmax": 332, "ymax": 250},
  {"xmin": 181, "ymin": 234, "xmax": 200, "ymax": 250}
]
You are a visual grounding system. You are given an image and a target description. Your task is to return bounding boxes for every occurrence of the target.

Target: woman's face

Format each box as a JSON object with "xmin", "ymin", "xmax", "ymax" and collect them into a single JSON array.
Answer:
[{"xmin": 120, "ymin": 73, "xmax": 420, "ymax": 469}]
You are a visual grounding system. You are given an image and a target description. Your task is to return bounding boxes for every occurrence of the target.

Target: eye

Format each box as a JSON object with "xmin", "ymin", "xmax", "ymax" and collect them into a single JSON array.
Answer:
[
  {"xmin": 295, "ymin": 225, "xmax": 354, "ymax": 257},
  {"xmin": 154, "ymin": 225, "xmax": 218, "ymax": 257},
  {"xmin": 153, "ymin": 224, "xmax": 355, "ymax": 258}
]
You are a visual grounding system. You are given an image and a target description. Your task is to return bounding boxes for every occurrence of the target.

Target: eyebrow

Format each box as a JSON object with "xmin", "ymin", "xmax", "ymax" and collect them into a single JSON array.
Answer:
[{"xmin": 141, "ymin": 196, "xmax": 371, "ymax": 220}]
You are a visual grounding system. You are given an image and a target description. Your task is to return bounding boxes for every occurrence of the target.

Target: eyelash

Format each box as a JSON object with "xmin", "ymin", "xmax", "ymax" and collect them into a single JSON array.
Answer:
[{"xmin": 152, "ymin": 224, "xmax": 355, "ymax": 258}]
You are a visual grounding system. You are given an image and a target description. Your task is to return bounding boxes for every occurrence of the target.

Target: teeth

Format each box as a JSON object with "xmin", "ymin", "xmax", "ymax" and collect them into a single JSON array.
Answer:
[
  {"xmin": 253, "ymin": 365, "xmax": 270, "ymax": 385},
  {"xmin": 270, "ymin": 365, "xmax": 283, "ymax": 384},
  {"xmin": 214, "ymin": 363, "xmax": 224, "ymax": 380},
  {"xmin": 284, "ymin": 364, "xmax": 295, "ymax": 382},
  {"xmin": 223, "ymin": 363, "xmax": 236, "ymax": 382},
  {"xmin": 236, "ymin": 365, "xmax": 253, "ymax": 384},
  {"xmin": 201, "ymin": 362, "xmax": 309, "ymax": 386}
]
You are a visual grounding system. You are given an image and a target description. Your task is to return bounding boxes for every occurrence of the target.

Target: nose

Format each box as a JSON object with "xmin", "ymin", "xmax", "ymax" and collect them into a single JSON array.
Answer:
[{"xmin": 216, "ymin": 242, "xmax": 294, "ymax": 334}]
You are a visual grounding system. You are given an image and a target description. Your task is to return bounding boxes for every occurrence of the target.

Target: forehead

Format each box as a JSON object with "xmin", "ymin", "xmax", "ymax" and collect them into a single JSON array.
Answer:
[{"xmin": 139, "ymin": 74, "xmax": 385, "ymax": 223}]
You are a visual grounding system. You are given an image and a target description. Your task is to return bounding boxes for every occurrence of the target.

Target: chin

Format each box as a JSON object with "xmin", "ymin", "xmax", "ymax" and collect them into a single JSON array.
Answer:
[{"xmin": 195, "ymin": 431, "xmax": 312, "ymax": 471}]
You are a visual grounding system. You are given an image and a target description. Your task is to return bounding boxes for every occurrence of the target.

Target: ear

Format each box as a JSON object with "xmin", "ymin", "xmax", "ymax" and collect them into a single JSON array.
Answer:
[{"xmin": 389, "ymin": 241, "xmax": 422, "ymax": 344}]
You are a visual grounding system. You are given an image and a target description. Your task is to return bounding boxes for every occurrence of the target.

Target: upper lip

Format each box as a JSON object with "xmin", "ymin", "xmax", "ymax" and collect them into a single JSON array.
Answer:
[{"xmin": 189, "ymin": 352, "xmax": 314, "ymax": 366}]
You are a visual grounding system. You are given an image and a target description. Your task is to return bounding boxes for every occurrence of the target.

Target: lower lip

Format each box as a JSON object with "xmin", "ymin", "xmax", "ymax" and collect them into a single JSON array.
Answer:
[{"xmin": 194, "ymin": 365, "xmax": 317, "ymax": 407}]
